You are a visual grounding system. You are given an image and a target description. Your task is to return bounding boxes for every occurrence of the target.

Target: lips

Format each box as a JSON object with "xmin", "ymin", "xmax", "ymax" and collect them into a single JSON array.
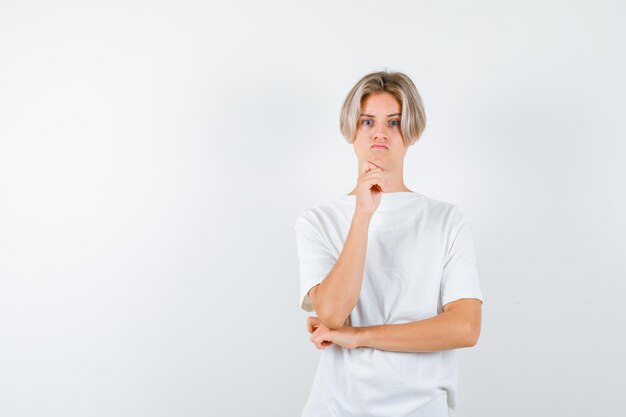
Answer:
[{"xmin": 371, "ymin": 145, "xmax": 388, "ymax": 149}]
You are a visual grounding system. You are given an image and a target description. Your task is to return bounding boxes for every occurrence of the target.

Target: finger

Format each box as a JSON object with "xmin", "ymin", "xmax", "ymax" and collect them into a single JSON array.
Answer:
[
  {"xmin": 361, "ymin": 173, "xmax": 385, "ymax": 188},
  {"xmin": 311, "ymin": 330, "xmax": 332, "ymax": 347},
  {"xmin": 361, "ymin": 167, "xmax": 382, "ymax": 176},
  {"xmin": 308, "ymin": 317, "xmax": 320, "ymax": 333},
  {"xmin": 368, "ymin": 161, "xmax": 383, "ymax": 171},
  {"xmin": 362, "ymin": 171, "xmax": 385, "ymax": 182},
  {"xmin": 313, "ymin": 339, "xmax": 327, "ymax": 349},
  {"xmin": 362, "ymin": 175, "xmax": 386, "ymax": 192},
  {"xmin": 310, "ymin": 339, "xmax": 322, "ymax": 349},
  {"xmin": 358, "ymin": 166, "xmax": 381, "ymax": 177},
  {"xmin": 309, "ymin": 329, "xmax": 324, "ymax": 345}
]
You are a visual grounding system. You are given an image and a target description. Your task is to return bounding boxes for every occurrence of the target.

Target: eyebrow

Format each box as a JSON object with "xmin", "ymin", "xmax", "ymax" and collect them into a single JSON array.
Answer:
[{"xmin": 359, "ymin": 112, "xmax": 402, "ymax": 117}]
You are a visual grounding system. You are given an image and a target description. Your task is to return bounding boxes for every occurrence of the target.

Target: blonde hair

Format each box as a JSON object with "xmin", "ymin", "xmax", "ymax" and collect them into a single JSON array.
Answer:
[{"xmin": 339, "ymin": 70, "xmax": 426, "ymax": 146}]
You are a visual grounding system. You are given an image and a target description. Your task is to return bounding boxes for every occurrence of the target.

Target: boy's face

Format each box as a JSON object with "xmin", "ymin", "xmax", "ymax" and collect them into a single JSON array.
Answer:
[{"xmin": 352, "ymin": 92, "xmax": 408, "ymax": 171}]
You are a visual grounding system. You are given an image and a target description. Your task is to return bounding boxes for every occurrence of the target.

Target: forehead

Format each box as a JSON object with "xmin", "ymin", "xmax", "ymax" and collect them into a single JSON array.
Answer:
[{"xmin": 361, "ymin": 92, "xmax": 401, "ymax": 113}]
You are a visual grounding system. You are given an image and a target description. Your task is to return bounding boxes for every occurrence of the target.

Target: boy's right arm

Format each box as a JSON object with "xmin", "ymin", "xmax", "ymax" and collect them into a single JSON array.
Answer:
[
  {"xmin": 308, "ymin": 211, "xmax": 372, "ymax": 330},
  {"xmin": 306, "ymin": 160, "xmax": 385, "ymax": 330}
]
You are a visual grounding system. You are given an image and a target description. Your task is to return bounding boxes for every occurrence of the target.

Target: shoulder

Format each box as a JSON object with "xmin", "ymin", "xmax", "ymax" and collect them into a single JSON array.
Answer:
[
  {"xmin": 413, "ymin": 192, "xmax": 468, "ymax": 225},
  {"xmin": 294, "ymin": 196, "xmax": 347, "ymax": 229}
]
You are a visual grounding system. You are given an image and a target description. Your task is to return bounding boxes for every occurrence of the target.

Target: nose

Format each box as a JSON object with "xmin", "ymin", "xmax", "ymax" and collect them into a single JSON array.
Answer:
[{"xmin": 372, "ymin": 125, "xmax": 389, "ymax": 142}]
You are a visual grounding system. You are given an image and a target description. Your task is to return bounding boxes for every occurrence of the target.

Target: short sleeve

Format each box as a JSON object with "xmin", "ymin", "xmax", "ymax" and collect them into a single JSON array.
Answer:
[
  {"xmin": 294, "ymin": 212, "xmax": 337, "ymax": 312},
  {"xmin": 440, "ymin": 207, "xmax": 485, "ymax": 308}
]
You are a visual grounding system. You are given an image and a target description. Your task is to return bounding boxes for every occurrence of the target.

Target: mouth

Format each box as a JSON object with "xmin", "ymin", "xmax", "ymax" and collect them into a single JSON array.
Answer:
[{"xmin": 371, "ymin": 145, "xmax": 388, "ymax": 150}]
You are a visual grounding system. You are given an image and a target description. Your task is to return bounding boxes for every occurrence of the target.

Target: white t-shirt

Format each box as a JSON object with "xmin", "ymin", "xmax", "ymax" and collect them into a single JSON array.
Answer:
[{"xmin": 294, "ymin": 191, "xmax": 484, "ymax": 417}]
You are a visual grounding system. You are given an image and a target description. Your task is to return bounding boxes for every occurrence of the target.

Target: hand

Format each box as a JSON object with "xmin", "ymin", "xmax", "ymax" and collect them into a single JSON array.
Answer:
[
  {"xmin": 355, "ymin": 160, "xmax": 386, "ymax": 217},
  {"xmin": 307, "ymin": 316, "xmax": 361, "ymax": 350},
  {"xmin": 307, "ymin": 316, "xmax": 333, "ymax": 349}
]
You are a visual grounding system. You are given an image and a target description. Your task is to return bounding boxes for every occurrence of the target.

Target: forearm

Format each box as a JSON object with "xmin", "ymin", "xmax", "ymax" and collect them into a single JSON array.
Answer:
[
  {"xmin": 355, "ymin": 310, "xmax": 474, "ymax": 353},
  {"xmin": 315, "ymin": 212, "xmax": 371, "ymax": 330}
]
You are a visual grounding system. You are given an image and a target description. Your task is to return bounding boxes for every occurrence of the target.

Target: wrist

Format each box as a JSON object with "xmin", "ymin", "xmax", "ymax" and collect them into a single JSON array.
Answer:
[
  {"xmin": 352, "ymin": 211, "xmax": 372, "ymax": 225},
  {"xmin": 355, "ymin": 326, "xmax": 369, "ymax": 348}
]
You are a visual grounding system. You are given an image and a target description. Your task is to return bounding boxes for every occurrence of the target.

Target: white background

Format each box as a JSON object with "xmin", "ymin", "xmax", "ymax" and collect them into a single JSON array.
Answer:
[{"xmin": 1, "ymin": 1, "xmax": 625, "ymax": 416}]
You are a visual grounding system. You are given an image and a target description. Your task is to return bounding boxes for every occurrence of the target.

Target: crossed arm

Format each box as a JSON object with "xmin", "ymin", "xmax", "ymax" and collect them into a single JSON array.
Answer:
[
  {"xmin": 307, "ymin": 297, "xmax": 482, "ymax": 353},
  {"xmin": 302, "ymin": 204, "xmax": 482, "ymax": 353}
]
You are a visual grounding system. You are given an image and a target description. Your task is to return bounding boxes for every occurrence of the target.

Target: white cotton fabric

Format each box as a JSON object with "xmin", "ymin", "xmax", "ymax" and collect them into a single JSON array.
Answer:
[{"xmin": 294, "ymin": 191, "xmax": 484, "ymax": 417}]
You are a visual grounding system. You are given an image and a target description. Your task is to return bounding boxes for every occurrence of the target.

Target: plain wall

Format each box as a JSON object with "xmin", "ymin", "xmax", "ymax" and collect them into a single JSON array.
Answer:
[{"xmin": 1, "ymin": 1, "xmax": 625, "ymax": 416}]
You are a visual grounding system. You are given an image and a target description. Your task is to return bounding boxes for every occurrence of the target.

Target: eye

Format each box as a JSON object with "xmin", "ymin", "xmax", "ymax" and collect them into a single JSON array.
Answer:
[
  {"xmin": 362, "ymin": 118, "xmax": 373, "ymax": 126},
  {"xmin": 389, "ymin": 119, "xmax": 400, "ymax": 127}
]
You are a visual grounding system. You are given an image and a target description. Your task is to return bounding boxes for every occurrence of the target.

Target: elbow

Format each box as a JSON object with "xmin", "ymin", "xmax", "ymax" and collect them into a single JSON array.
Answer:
[
  {"xmin": 326, "ymin": 319, "xmax": 347, "ymax": 331},
  {"xmin": 466, "ymin": 333, "xmax": 480, "ymax": 348},
  {"xmin": 312, "ymin": 292, "xmax": 350, "ymax": 330},
  {"xmin": 464, "ymin": 323, "xmax": 481, "ymax": 347},
  {"xmin": 317, "ymin": 309, "xmax": 348, "ymax": 330}
]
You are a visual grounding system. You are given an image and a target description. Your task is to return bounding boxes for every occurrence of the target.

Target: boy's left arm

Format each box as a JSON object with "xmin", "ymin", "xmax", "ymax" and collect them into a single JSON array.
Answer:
[{"xmin": 355, "ymin": 298, "xmax": 482, "ymax": 352}]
